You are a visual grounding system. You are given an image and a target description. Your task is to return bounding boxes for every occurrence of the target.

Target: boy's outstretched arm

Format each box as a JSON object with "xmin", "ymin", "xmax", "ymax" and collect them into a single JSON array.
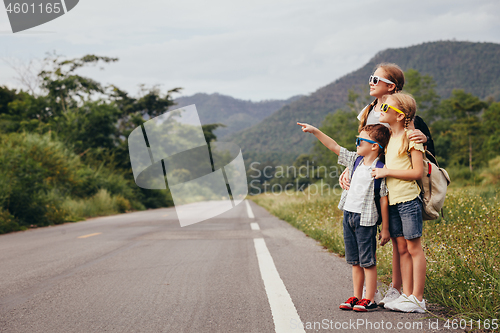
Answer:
[{"xmin": 297, "ymin": 122, "xmax": 340, "ymax": 155}]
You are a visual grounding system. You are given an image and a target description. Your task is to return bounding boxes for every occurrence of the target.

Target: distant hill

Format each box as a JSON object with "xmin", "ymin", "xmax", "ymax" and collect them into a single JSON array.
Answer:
[
  {"xmin": 228, "ymin": 41, "xmax": 500, "ymax": 162},
  {"xmin": 171, "ymin": 93, "xmax": 302, "ymax": 138}
]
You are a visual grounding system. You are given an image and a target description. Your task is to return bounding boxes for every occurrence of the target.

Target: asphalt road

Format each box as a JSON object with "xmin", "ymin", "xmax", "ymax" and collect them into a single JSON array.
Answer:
[{"xmin": 0, "ymin": 200, "xmax": 459, "ymax": 333}]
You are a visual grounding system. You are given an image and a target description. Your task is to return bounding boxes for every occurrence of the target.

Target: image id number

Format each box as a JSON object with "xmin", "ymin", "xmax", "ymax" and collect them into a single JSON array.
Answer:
[
  {"xmin": 6, "ymin": 2, "xmax": 62, "ymax": 14},
  {"xmin": 444, "ymin": 319, "xmax": 498, "ymax": 330}
]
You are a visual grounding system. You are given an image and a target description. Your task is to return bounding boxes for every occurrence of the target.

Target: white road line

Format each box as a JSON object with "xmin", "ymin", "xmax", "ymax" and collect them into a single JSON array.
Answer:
[
  {"xmin": 253, "ymin": 238, "xmax": 305, "ymax": 333},
  {"xmin": 250, "ymin": 222, "xmax": 260, "ymax": 230},
  {"xmin": 245, "ymin": 200, "xmax": 255, "ymax": 219}
]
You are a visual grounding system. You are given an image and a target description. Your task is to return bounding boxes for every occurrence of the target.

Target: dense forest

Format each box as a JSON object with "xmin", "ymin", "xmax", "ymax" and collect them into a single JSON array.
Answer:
[{"xmin": 0, "ymin": 54, "xmax": 222, "ymax": 234}]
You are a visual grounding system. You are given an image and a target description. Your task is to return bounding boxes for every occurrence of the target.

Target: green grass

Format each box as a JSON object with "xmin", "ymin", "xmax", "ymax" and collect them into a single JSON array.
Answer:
[
  {"xmin": 423, "ymin": 187, "xmax": 500, "ymax": 321},
  {"xmin": 62, "ymin": 189, "xmax": 131, "ymax": 221},
  {"xmin": 250, "ymin": 185, "xmax": 500, "ymax": 322}
]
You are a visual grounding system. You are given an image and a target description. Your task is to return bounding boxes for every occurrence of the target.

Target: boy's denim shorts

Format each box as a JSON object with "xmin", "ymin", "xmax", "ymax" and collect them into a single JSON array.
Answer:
[
  {"xmin": 389, "ymin": 197, "xmax": 423, "ymax": 240},
  {"xmin": 343, "ymin": 211, "xmax": 377, "ymax": 268}
]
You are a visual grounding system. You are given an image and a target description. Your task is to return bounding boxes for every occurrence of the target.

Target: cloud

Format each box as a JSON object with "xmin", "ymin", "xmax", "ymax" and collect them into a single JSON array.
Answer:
[{"xmin": 1, "ymin": 0, "xmax": 499, "ymax": 100}]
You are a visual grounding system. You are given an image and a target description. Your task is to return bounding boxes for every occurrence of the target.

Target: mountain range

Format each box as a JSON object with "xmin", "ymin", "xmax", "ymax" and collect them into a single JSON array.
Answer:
[
  {"xmin": 226, "ymin": 41, "xmax": 500, "ymax": 162},
  {"xmin": 171, "ymin": 93, "xmax": 302, "ymax": 138}
]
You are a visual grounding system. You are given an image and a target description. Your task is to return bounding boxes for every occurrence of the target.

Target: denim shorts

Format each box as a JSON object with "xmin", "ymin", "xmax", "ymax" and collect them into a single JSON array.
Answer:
[
  {"xmin": 389, "ymin": 197, "xmax": 423, "ymax": 240},
  {"xmin": 343, "ymin": 211, "xmax": 377, "ymax": 268}
]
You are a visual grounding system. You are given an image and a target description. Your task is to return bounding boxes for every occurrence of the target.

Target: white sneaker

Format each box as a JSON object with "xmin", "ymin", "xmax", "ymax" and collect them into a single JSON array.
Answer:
[
  {"xmin": 362, "ymin": 286, "xmax": 383, "ymax": 304},
  {"xmin": 390, "ymin": 294, "xmax": 426, "ymax": 313},
  {"xmin": 375, "ymin": 289, "xmax": 382, "ymax": 304},
  {"xmin": 379, "ymin": 283, "xmax": 400, "ymax": 306},
  {"xmin": 384, "ymin": 293, "xmax": 408, "ymax": 310}
]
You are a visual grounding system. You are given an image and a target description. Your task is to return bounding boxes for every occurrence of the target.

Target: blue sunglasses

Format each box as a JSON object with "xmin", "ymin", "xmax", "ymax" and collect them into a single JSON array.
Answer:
[{"xmin": 356, "ymin": 137, "xmax": 384, "ymax": 149}]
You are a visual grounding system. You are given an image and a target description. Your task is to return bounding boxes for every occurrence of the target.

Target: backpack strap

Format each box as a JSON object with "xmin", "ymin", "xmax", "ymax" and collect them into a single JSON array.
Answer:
[
  {"xmin": 373, "ymin": 159, "xmax": 384, "ymax": 225},
  {"xmin": 352, "ymin": 156, "xmax": 364, "ymax": 178},
  {"xmin": 424, "ymin": 150, "xmax": 438, "ymax": 166},
  {"xmin": 373, "ymin": 160, "xmax": 384, "ymax": 195}
]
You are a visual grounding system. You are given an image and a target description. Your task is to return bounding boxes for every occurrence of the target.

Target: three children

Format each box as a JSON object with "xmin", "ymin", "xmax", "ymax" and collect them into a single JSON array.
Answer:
[{"xmin": 298, "ymin": 89, "xmax": 427, "ymax": 313}]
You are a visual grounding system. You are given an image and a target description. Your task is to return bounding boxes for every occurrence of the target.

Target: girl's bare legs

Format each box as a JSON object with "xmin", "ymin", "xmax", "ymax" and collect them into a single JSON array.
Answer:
[
  {"xmin": 391, "ymin": 238, "xmax": 402, "ymax": 290},
  {"xmin": 396, "ymin": 236, "xmax": 413, "ymax": 297},
  {"xmin": 406, "ymin": 237, "xmax": 426, "ymax": 301}
]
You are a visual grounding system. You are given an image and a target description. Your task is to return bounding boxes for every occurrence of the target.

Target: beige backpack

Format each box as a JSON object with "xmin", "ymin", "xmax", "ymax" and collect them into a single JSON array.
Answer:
[{"xmin": 417, "ymin": 151, "xmax": 451, "ymax": 220}]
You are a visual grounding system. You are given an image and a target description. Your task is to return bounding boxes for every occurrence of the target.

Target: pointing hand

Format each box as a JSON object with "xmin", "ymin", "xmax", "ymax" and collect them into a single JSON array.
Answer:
[{"xmin": 297, "ymin": 122, "xmax": 317, "ymax": 134}]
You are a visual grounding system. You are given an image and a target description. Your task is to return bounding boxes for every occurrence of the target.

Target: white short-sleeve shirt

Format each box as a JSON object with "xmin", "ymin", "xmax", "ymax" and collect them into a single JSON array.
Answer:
[{"xmin": 343, "ymin": 163, "xmax": 373, "ymax": 214}]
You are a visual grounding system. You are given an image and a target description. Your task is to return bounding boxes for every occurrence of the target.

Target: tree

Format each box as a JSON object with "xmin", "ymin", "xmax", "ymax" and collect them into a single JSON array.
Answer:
[
  {"xmin": 404, "ymin": 69, "xmax": 440, "ymax": 122},
  {"xmin": 202, "ymin": 123, "xmax": 225, "ymax": 144},
  {"xmin": 55, "ymin": 101, "xmax": 122, "ymax": 153},
  {"xmin": 432, "ymin": 90, "xmax": 487, "ymax": 170},
  {"xmin": 39, "ymin": 54, "xmax": 118, "ymax": 115},
  {"xmin": 481, "ymin": 102, "xmax": 500, "ymax": 161},
  {"xmin": 0, "ymin": 86, "xmax": 50, "ymax": 133},
  {"xmin": 0, "ymin": 86, "xmax": 18, "ymax": 115}
]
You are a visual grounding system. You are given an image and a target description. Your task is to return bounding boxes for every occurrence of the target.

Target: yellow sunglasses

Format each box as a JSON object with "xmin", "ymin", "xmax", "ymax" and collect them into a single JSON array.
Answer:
[{"xmin": 380, "ymin": 103, "xmax": 405, "ymax": 115}]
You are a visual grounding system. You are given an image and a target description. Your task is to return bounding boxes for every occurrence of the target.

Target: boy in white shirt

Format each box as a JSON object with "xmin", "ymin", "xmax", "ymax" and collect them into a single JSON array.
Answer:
[{"xmin": 297, "ymin": 122, "xmax": 391, "ymax": 311}]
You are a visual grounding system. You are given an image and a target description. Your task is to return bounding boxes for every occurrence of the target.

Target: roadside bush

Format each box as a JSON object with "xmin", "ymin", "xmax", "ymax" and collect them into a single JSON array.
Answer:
[
  {"xmin": 0, "ymin": 207, "xmax": 21, "ymax": 234},
  {"xmin": 0, "ymin": 132, "xmax": 74, "ymax": 227},
  {"xmin": 63, "ymin": 189, "xmax": 130, "ymax": 219},
  {"xmin": 0, "ymin": 132, "xmax": 144, "ymax": 229},
  {"xmin": 480, "ymin": 156, "xmax": 500, "ymax": 185}
]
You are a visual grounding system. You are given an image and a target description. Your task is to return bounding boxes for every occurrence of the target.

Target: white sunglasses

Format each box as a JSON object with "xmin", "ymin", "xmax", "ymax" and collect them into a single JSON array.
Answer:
[{"xmin": 369, "ymin": 75, "xmax": 395, "ymax": 86}]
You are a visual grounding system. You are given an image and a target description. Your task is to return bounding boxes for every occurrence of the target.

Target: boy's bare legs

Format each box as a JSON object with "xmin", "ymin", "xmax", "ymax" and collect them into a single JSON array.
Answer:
[
  {"xmin": 364, "ymin": 266, "xmax": 377, "ymax": 301},
  {"xmin": 407, "ymin": 237, "xmax": 426, "ymax": 301},
  {"xmin": 396, "ymin": 237, "xmax": 414, "ymax": 297},
  {"xmin": 391, "ymin": 238, "xmax": 402, "ymax": 290},
  {"xmin": 352, "ymin": 265, "xmax": 364, "ymax": 300}
]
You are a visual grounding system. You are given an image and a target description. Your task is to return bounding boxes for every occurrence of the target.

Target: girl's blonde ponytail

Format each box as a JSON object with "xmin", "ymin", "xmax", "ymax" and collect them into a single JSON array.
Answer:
[{"xmin": 400, "ymin": 116, "xmax": 412, "ymax": 156}]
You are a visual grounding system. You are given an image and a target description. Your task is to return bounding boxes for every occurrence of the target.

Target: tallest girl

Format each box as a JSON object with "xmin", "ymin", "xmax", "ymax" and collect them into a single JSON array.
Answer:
[
  {"xmin": 357, "ymin": 63, "xmax": 434, "ymax": 155},
  {"xmin": 339, "ymin": 63, "xmax": 434, "ymax": 307}
]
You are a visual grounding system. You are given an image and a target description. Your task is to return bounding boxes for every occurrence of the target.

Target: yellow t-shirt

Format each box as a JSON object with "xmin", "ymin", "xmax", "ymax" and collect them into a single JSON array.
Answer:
[{"xmin": 385, "ymin": 131, "xmax": 425, "ymax": 205}]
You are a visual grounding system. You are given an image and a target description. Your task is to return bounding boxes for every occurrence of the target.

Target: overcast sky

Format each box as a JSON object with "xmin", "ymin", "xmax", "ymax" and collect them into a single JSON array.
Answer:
[{"xmin": 1, "ymin": 0, "xmax": 499, "ymax": 101}]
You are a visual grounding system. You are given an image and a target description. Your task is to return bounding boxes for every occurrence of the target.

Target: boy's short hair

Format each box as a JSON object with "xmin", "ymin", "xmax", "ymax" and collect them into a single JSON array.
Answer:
[{"xmin": 361, "ymin": 124, "xmax": 390, "ymax": 153}]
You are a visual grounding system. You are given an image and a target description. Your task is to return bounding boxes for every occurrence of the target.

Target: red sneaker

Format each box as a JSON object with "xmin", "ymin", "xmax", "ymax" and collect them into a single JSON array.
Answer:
[
  {"xmin": 353, "ymin": 298, "xmax": 377, "ymax": 312},
  {"xmin": 339, "ymin": 297, "xmax": 359, "ymax": 310}
]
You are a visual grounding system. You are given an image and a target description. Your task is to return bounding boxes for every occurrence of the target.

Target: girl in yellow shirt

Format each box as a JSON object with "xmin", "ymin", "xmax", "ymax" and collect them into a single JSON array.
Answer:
[{"xmin": 372, "ymin": 92, "xmax": 427, "ymax": 313}]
